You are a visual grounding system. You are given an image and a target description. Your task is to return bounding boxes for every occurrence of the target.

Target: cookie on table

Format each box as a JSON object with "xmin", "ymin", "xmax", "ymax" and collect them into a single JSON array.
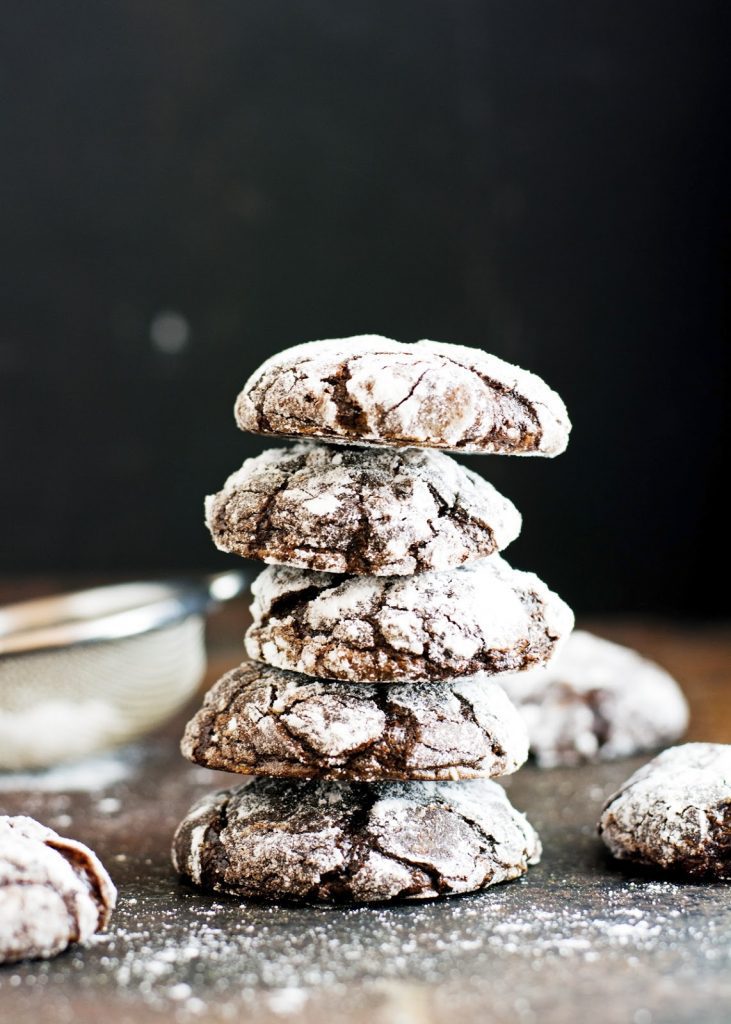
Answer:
[
  {"xmin": 245, "ymin": 555, "xmax": 574, "ymax": 683},
  {"xmin": 235, "ymin": 335, "xmax": 570, "ymax": 457},
  {"xmin": 205, "ymin": 442, "xmax": 521, "ymax": 576},
  {"xmin": 181, "ymin": 661, "xmax": 529, "ymax": 782},
  {"xmin": 0, "ymin": 816, "xmax": 116, "ymax": 963},
  {"xmin": 598, "ymin": 744, "xmax": 731, "ymax": 879},
  {"xmin": 172, "ymin": 777, "xmax": 541, "ymax": 903},
  {"xmin": 499, "ymin": 630, "xmax": 689, "ymax": 767}
]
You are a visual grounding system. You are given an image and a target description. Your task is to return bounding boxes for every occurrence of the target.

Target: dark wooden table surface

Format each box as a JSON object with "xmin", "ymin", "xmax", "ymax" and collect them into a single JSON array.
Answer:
[{"xmin": 1, "ymin": 583, "xmax": 730, "ymax": 1024}]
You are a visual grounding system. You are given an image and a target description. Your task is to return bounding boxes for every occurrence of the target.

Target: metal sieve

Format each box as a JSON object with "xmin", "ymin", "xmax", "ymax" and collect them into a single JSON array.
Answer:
[{"xmin": 0, "ymin": 571, "xmax": 248, "ymax": 770}]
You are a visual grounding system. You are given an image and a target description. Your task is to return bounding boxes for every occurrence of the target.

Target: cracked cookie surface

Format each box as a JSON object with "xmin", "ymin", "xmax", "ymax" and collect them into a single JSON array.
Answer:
[
  {"xmin": 181, "ymin": 661, "xmax": 529, "ymax": 781},
  {"xmin": 500, "ymin": 631, "xmax": 689, "ymax": 767},
  {"xmin": 235, "ymin": 335, "xmax": 570, "ymax": 456},
  {"xmin": 598, "ymin": 744, "xmax": 731, "ymax": 879},
  {"xmin": 172, "ymin": 777, "xmax": 541, "ymax": 903},
  {"xmin": 205, "ymin": 442, "xmax": 521, "ymax": 575},
  {"xmin": 0, "ymin": 815, "xmax": 117, "ymax": 963},
  {"xmin": 245, "ymin": 555, "xmax": 574, "ymax": 682}
]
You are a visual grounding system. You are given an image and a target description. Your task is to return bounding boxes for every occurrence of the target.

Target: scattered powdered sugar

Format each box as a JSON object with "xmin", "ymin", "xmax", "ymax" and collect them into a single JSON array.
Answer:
[
  {"xmin": 0, "ymin": 750, "xmax": 135, "ymax": 793},
  {"xmin": 3, "ymin": 738, "xmax": 728, "ymax": 1022},
  {"xmin": 4, "ymin": 869, "xmax": 723, "ymax": 1023},
  {"xmin": 485, "ymin": 902, "xmax": 667, "ymax": 957},
  {"xmin": 0, "ymin": 700, "xmax": 120, "ymax": 771}
]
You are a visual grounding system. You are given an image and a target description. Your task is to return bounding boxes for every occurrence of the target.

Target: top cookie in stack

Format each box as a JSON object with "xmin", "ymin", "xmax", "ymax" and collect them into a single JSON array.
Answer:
[
  {"xmin": 234, "ymin": 335, "xmax": 570, "ymax": 456},
  {"xmin": 172, "ymin": 335, "xmax": 573, "ymax": 905}
]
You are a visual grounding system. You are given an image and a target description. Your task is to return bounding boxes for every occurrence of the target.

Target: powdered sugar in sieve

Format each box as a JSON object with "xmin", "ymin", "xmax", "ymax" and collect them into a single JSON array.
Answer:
[{"xmin": 0, "ymin": 572, "xmax": 248, "ymax": 770}]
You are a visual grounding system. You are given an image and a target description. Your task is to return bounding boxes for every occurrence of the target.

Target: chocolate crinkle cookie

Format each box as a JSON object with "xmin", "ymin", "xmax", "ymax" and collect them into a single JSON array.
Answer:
[
  {"xmin": 0, "ymin": 816, "xmax": 116, "ymax": 963},
  {"xmin": 172, "ymin": 777, "xmax": 541, "ymax": 903},
  {"xmin": 205, "ymin": 442, "xmax": 521, "ymax": 576},
  {"xmin": 235, "ymin": 335, "xmax": 570, "ymax": 457},
  {"xmin": 245, "ymin": 555, "xmax": 574, "ymax": 683},
  {"xmin": 598, "ymin": 744, "xmax": 731, "ymax": 879},
  {"xmin": 180, "ymin": 661, "xmax": 529, "ymax": 782},
  {"xmin": 500, "ymin": 631, "xmax": 689, "ymax": 767}
]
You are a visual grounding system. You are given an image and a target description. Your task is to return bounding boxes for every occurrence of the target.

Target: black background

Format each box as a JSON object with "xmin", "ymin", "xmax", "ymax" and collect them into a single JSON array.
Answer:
[{"xmin": 1, "ymin": 3, "xmax": 728, "ymax": 615}]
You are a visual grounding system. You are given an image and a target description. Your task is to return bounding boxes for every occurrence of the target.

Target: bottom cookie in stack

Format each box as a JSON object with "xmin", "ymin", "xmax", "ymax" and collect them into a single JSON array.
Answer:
[
  {"xmin": 172, "ymin": 660, "xmax": 540, "ymax": 903},
  {"xmin": 172, "ymin": 776, "xmax": 540, "ymax": 904}
]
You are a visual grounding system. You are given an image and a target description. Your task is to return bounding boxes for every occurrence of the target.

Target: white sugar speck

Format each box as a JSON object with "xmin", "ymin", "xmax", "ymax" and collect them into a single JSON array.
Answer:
[
  {"xmin": 267, "ymin": 988, "xmax": 308, "ymax": 1015},
  {"xmin": 0, "ymin": 750, "xmax": 133, "ymax": 793}
]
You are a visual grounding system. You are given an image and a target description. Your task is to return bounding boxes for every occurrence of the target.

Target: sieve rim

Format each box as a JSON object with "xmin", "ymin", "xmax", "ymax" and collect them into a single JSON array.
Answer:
[{"xmin": 0, "ymin": 570, "xmax": 248, "ymax": 657}]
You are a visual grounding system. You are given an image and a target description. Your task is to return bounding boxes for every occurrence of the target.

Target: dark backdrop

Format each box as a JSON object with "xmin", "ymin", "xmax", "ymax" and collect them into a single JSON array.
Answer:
[{"xmin": 1, "ymin": 2, "xmax": 728, "ymax": 615}]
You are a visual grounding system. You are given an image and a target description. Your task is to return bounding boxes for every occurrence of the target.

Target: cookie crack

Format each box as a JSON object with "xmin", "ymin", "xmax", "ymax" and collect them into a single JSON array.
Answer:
[
  {"xmin": 248, "ymin": 475, "xmax": 298, "ymax": 550},
  {"xmin": 201, "ymin": 798, "xmax": 231, "ymax": 888},
  {"xmin": 185, "ymin": 678, "xmax": 250, "ymax": 765},
  {"xmin": 444, "ymin": 689, "xmax": 507, "ymax": 766},
  {"xmin": 276, "ymin": 694, "xmax": 382, "ymax": 767},
  {"xmin": 369, "ymin": 845, "xmax": 445, "ymax": 898},
  {"xmin": 313, "ymin": 785, "xmax": 380, "ymax": 900},
  {"xmin": 266, "ymin": 584, "xmax": 331, "ymax": 622},
  {"xmin": 262, "ymin": 681, "xmax": 338, "ymax": 767},
  {"xmin": 367, "ymin": 687, "xmax": 425, "ymax": 772},
  {"xmin": 323, "ymin": 364, "xmax": 370, "ymax": 434},
  {"xmin": 432, "ymin": 351, "xmax": 543, "ymax": 450},
  {"xmin": 341, "ymin": 486, "xmax": 378, "ymax": 574},
  {"xmin": 252, "ymin": 367, "xmax": 310, "ymax": 431},
  {"xmin": 378, "ymin": 367, "xmax": 430, "ymax": 416}
]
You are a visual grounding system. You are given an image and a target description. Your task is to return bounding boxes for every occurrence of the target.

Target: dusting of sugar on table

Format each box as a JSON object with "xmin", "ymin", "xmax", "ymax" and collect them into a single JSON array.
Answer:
[{"xmin": 1, "ymin": 720, "xmax": 730, "ymax": 1024}]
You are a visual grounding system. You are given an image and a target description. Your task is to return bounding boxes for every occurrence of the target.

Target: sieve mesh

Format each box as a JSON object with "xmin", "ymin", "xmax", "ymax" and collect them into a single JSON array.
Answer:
[{"xmin": 0, "ymin": 616, "xmax": 206, "ymax": 770}]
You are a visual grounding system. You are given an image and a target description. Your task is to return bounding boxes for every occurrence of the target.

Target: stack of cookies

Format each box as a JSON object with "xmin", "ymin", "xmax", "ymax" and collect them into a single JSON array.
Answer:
[{"xmin": 172, "ymin": 335, "xmax": 574, "ymax": 904}]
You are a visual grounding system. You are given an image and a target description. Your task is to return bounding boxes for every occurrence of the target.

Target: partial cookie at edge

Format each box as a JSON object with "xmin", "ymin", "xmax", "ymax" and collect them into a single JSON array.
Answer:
[
  {"xmin": 598, "ymin": 743, "xmax": 731, "ymax": 879},
  {"xmin": 499, "ymin": 630, "xmax": 689, "ymax": 767},
  {"xmin": 0, "ymin": 815, "xmax": 117, "ymax": 963}
]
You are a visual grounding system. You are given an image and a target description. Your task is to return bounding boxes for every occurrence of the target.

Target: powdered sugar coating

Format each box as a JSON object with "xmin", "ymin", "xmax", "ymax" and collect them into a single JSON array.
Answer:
[
  {"xmin": 499, "ymin": 631, "xmax": 689, "ymax": 767},
  {"xmin": 205, "ymin": 442, "xmax": 521, "ymax": 576},
  {"xmin": 235, "ymin": 336, "xmax": 570, "ymax": 456},
  {"xmin": 181, "ymin": 661, "xmax": 529, "ymax": 781},
  {"xmin": 246, "ymin": 555, "xmax": 574, "ymax": 682},
  {"xmin": 171, "ymin": 777, "xmax": 541, "ymax": 903},
  {"xmin": 598, "ymin": 744, "xmax": 731, "ymax": 879},
  {"xmin": 0, "ymin": 815, "xmax": 117, "ymax": 963}
]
